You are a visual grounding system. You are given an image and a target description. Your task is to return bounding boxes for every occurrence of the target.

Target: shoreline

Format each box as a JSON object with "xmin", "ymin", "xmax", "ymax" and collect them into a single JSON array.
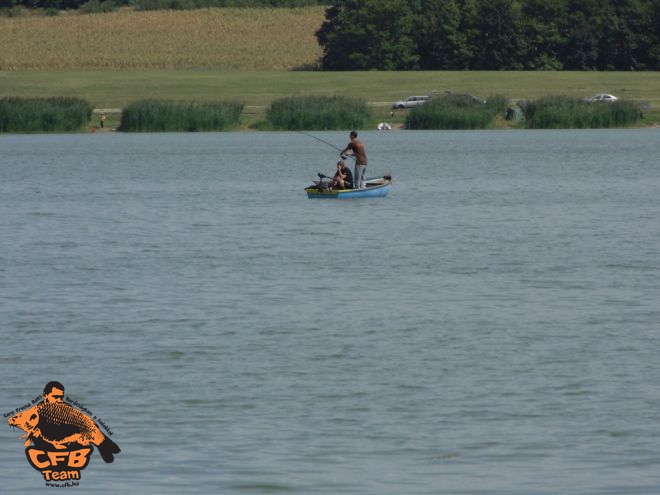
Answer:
[
  {"xmin": 85, "ymin": 117, "xmax": 658, "ymax": 134},
  {"xmin": 86, "ymin": 108, "xmax": 659, "ymax": 133}
]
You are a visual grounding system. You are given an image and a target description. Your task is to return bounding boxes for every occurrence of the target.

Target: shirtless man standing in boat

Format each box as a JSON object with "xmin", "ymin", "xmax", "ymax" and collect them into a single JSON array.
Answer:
[{"xmin": 341, "ymin": 130, "xmax": 368, "ymax": 189}]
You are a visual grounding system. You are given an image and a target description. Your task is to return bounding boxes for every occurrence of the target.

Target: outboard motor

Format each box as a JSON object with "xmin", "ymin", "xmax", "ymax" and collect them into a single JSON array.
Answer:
[{"xmin": 316, "ymin": 173, "xmax": 333, "ymax": 191}]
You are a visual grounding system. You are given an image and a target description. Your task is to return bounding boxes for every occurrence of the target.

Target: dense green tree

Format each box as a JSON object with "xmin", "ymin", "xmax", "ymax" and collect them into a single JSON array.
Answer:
[
  {"xmin": 648, "ymin": 0, "xmax": 660, "ymax": 69},
  {"xmin": 34, "ymin": 0, "xmax": 64, "ymax": 8},
  {"xmin": 600, "ymin": 0, "xmax": 655, "ymax": 70},
  {"xmin": 4, "ymin": 0, "xmax": 660, "ymax": 70},
  {"xmin": 416, "ymin": 0, "xmax": 471, "ymax": 69},
  {"xmin": 316, "ymin": 0, "xmax": 420, "ymax": 70},
  {"xmin": 468, "ymin": 0, "xmax": 526, "ymax": 69},
  {"xmin": 520, "ymin": 0, "xmax": 566, "ymax": 69},
  {"xmin": 316, "ymin": 0, "xmax": 660, "ymax": 70},
  {"xmin": 562, "ymin": 0, "xmax": 612, "ymax": 69},
  {"xmin": 453, "ymin": 0, "xmax": 480, "ymax": 69}
]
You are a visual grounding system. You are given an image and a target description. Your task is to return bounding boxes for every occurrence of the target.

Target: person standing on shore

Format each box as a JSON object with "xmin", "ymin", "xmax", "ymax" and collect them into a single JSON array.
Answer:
[{"xmin": 341, "ymin": 130, "xmax": 368, "ymax": 189}]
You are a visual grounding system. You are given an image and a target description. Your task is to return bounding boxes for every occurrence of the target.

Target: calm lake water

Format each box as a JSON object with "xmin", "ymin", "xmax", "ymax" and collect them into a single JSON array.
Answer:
[{"xmin": 1, "ymin": 129, "xmax": 659, "ymax": 494}]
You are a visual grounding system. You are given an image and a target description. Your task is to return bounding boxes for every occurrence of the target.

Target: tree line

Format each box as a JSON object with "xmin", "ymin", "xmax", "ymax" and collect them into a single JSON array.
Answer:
[
  {"xmin": 4, "ymin": 0, "xmax": 658, "ymax": 71},
  {"xmin": 316, "ymin": 0, "xmax": 660, "ymax": 70}
]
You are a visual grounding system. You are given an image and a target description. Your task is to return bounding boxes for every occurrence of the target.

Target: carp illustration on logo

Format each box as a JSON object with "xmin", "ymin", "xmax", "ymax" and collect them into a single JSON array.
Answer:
[{"xmin": 7, "ymin": 381, "xmax": 120, "ymax": 485}]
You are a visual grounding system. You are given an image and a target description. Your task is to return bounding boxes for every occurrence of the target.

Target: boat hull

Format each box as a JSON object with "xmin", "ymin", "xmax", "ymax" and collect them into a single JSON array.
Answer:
[{"xmin": 305, "ymin": 177, "xmax": 392, "ymax": 199}]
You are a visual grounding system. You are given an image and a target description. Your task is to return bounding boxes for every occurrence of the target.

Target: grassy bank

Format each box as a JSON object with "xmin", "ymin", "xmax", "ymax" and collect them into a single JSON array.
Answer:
[
  {"xmin": 1, "ymin": 7, "xmax": 658, "ymax": 129},
  {"xmin": 2, "ymin": 7, "xmax": 659, "ymax": 128},
  {"xmin": 3, "ymin": 70, "xmax": 659, "ymax": 108},
  {"xmin": 1, "ymin": 70, "xmax": 660, "ymax": 127}
]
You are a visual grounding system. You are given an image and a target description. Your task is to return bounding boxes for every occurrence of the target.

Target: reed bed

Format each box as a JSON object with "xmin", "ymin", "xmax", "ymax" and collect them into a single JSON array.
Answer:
[
  {"xmin": 119, "ymin": 99, "xmax": 243, "ymax": 131},
  {"xmin": 0, "ymin": 96, "xmax": 93, "ymax": 132},
  {"xmin": 405, "ymin": 94, "xmax": 509, "ymax": 130},
  {"xmin": 265, "ymin": 95, "xmax": 370, "ymax": 130},
  {"xmin": 0, "ymin": 7, "xmax": 324, "ymax": 70},
  {"xmin": 522, "ymin": 96, "xmax": 642, "ymax": 129}
]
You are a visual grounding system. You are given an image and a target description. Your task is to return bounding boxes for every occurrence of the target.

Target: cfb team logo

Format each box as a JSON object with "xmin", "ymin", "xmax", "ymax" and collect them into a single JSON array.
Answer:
[{"xmin": 6, "ymin": 381, "xmax": 121, "ymax": 486}]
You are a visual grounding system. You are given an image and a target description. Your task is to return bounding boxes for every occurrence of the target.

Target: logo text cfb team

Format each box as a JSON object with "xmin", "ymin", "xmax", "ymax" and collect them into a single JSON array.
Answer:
[{"xmin": 6, "ymin": 381, "xmax": 120, "ymax": 486}]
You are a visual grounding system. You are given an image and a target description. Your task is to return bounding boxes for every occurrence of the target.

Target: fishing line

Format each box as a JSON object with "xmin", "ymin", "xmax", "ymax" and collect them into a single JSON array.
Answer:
[{"xmin": 298, "ymin": 131, "xmax": 355, "ymax": 160}]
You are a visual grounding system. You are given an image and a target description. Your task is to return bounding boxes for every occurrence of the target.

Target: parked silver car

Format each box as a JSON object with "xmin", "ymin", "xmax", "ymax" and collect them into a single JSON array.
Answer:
[
  {"xmin": 585, "ymin": 93, "xmax": 619, "ymax": 103},
  {"xmin": 392, "ymin": 95, "xmax": 430, "ymax": 109}
]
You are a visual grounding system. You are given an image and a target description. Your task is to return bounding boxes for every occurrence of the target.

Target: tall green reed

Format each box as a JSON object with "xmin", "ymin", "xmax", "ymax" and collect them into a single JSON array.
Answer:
[
  {"xmin": 0, "ymin": 97, "xmax": 93, "ymax": 133},
  {"xmin": 266, "ymin": 95, "xmax": 370, "ymax": 131},
  {"xmin": 405, "ymin": 94, "xmax": 508, "ymax": 130},
  {"xmin": 119, "ymin": 99, "xmax": 243, "ymax": 132},
  {"xmin": 523, "ymin": 96, "xmax": 641, "ymax": 128}
]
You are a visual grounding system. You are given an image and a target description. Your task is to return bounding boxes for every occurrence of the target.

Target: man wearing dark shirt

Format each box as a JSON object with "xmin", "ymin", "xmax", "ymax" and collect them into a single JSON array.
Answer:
[{"xmin": 332, "ymin": 160, "xmax": 353, "ymax": 189}]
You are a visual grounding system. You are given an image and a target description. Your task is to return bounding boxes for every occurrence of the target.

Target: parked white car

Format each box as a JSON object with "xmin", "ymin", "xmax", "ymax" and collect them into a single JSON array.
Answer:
[
  {"xmin": 392, "ymin": 95, "xmax": 430, "ymax": 109},
  {"xmin": 585, "ymin": 93, "xmax": 619, "ymax": 103}
]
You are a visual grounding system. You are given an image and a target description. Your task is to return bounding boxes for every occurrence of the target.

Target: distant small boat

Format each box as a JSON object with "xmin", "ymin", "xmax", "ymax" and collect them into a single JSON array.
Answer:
[
  {"xmin": 377, "ymin": 122, "xmax": 392, "ymax": 130},
  {"xmin": 305, "ymin": 175, "xmax": 392, "ymax": 199}
]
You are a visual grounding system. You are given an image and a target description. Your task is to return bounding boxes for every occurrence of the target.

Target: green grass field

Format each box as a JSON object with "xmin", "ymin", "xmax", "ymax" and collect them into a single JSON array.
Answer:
[{"xmin": 1, "ymin": 70, "xmax": 659, "ymax": 129}]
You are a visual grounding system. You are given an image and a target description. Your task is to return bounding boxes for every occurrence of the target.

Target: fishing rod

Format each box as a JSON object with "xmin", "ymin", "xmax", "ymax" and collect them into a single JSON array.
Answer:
[{"xmin": 298, "ymin": 131, "xmax": 356, "ymax": 160}]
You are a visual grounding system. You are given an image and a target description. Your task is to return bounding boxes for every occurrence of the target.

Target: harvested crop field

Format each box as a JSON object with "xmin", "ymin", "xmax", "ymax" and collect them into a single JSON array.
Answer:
[{"xmin": 0, "ymin": 7, "xmax": 325, "ymax": 70}]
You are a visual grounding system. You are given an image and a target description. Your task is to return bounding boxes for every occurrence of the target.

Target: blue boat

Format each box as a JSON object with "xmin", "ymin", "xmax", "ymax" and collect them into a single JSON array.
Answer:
[{"xmin": 305, "ymin": 175, "xmax": 392, "ymax": 199}]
